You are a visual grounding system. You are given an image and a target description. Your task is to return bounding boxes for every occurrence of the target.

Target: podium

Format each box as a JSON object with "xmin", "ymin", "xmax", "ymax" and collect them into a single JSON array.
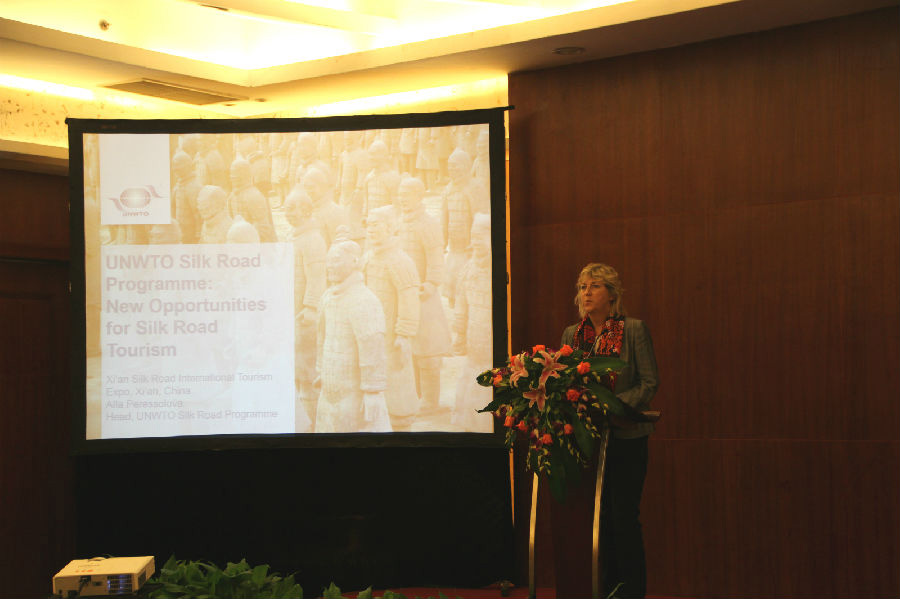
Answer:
[{"xmin": 523, "ymin": 410, "xmax": 660, "ymax": 599}]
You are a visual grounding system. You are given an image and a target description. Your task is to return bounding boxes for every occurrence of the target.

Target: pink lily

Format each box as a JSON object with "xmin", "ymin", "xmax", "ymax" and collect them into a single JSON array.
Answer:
[
  {"xmin": 509, "ymin": 352, "xmax": 529, "ymax": 386},
  {"xmin": 534, "ymin": 349, "xmax": 567, "ymax": 389},
  {"xmin": 523, "ymin": 387, "xmax": 548, "ymax": 411}
]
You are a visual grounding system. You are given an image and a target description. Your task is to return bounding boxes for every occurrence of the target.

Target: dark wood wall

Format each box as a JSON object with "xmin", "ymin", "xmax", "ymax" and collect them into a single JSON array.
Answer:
[
  {"xmin": 0, "ymin": 168, "xmax": 74, "ymax": 598},
  {"xmin": 508, "ymin": 8, "xmax": 899, "ymax": 598}
]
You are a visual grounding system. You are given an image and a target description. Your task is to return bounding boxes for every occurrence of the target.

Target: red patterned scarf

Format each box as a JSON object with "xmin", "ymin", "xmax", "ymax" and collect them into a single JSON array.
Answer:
[
  {"xmin": 573, "ymin": 316, "xmax": 624, "ymax": 357},
  {"xmin": 573, "ymin": 315, "xmax": 625, "ymax": 389}
]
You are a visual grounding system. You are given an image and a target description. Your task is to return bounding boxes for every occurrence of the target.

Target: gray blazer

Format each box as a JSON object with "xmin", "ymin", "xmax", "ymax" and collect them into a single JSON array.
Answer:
[{"xmin": 561, "ymin": 317, "xmax": 659, "ymax": 439}]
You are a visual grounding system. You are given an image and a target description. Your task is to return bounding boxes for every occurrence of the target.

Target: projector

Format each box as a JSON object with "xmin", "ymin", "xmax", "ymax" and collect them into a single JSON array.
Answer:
[{"xmin": 52, "ymin": 556, "xmax": 155, "ymax": 597}]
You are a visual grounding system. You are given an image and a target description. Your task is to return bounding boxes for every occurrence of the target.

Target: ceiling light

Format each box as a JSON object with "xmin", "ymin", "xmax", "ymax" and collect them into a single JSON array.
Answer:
[
  {"xmin": 0, "ymin": 74, "xmax": 95, "ymax": 101},
  {"xmin": 103, "ymin": 79, "xmax": 247, "ymax": 105},
  {"xmin": 303, "ymin": 77, "xmax": 507, "ymax": 117}
]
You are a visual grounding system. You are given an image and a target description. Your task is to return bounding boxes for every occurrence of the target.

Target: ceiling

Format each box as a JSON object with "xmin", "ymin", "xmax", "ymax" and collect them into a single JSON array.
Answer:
[{"xmin": 0, "ymin": 0, "xmax": 895, "ymax": 173}]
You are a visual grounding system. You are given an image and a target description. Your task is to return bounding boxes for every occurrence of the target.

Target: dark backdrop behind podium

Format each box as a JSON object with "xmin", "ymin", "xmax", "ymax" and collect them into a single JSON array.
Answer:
[{"xmin": 75, "ymin": 446, "xmax": 513, "ymax": 594}]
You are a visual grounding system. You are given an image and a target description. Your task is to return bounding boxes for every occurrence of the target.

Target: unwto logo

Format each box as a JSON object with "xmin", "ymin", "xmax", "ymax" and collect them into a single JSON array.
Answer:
[
  {"xmin": 99, "ymin": 133, "xmax": 172, "ymax": 226},
  {"xmin": 109, "ymin": 185, "xmax": 166, "ymax": 217}
]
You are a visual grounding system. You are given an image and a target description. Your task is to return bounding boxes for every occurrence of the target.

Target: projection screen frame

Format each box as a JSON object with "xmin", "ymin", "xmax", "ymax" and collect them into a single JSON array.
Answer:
[{"xmin": 67, "ymin": 107, "xmax": 510, "ymax": 454}]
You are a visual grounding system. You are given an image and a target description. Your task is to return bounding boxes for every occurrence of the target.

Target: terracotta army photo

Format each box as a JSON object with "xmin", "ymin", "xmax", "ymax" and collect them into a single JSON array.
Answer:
[
  {"xmin": 315, "ymin": 231, "xmax": 390, "ymax": 433},
  {"xmin": 471, "ymin": 129, "xmax": 490, "ymax": 184},
  {"xmin": 415, "ymin": 128, "xmax": 439, "ymax": 191},
  {"xmin": 227, "ymin": 158, "xmax": 277, "ymax": 242},
  {"xmin": 246, "ymin": 138, "xmax": 273, "ymax": 201},
  {"xmin": 171, "ymin": 149, "xmax": 200, "ymax": 243},
  {"xmin": 364, "ymin": 206, "xmax": 421, "ymax": 430},
  {"xmin": 197, "ymin": 134, "xmax": 229, "ymax": 191},
  {"xmin": 302, "ymin": 166, "xmax": 349, "ymax": 248},
  {"xmin": 283, "ymin": 187, "xmax": 328, "ymax": 427},
  {"xmin": 196, "ymin": 185, "xmax": 233, "ymax": 244},
  {"xmin": 225, "ymin": 214, "xmax": 260, "ymax": 244},
  {"xmin": 451, "ymin": 212, "xmax": 494, "ymax": 432},
  {"xmin": 362, "ymin": 139, "xmax": 401, "ymax": 214},
  {"xmin": 397, "ymin": 176, "xmax": 452, "ymax": 416},
  {"xmin": 398, "ymin": 127, "xmax": 417, "ymax": 177},
  {"xmin": 441, "ymin": 148, "xmax": 488, "ymax": 305},
  {"xmin": 289, "ymin": 132, "xmax": 330, "ymax": 191},
  {"xmin": 337, "ymin": 130, "xmax": 369, "ymax": 237},
  {"xmin": 269, "ymin": 132, "xmax": 292, "ymax": 206}
]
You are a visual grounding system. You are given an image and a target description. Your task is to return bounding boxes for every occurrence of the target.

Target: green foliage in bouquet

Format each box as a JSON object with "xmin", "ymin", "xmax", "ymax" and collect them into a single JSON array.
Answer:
[
  {"xmin": 148, "ymin": 556, "xmax": 303, "ymax": 599},
  {"xmin": 477, "ymin": 344, "xmax": 628, "ymax": 503}
]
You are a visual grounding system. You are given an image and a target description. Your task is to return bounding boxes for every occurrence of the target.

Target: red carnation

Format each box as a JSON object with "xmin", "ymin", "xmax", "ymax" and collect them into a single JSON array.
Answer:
[
  {"xmin": 564, "ymin": 423, "xmax": 574, "ymax": 435},
  {"xmin": 559, "ymin": 344, "xmax": 573, "ymax": 357},
  {"xmin": 541, "ymin": 433, "xmax": 553, "ymax": 445},
  {"xmin": 517, "ymin": 420, "xmax": 528, "ymax": 432},
  {"xmin": 577, "ymin": 361, "xmax": 591, "ymax": 374},
  {"xmin": 566, "ymin": 388, "xmax": 581, "ymax": 402},
  {"xmin": 493, "ymin": 374, "xmax": 503, "ymax": 386},
  {"xmin": 532, "ymin": 344, "xmax": 546, "ymax": 354},
  {"xmin": 504, "ymin": 415, "xmax": 515, "ymax": 427}
]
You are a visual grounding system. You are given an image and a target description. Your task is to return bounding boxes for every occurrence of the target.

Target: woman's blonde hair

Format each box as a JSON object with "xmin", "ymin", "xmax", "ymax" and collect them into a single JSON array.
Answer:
[{"xmin": 574, "ymin": 262, "xmax": 626, "ymax": 318}]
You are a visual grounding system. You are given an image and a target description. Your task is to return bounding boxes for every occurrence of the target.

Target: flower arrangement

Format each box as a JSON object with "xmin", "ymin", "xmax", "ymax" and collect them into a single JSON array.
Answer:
[{"xmin": 477, "ymin": 344, "xmax": 628, "ymax": 502}]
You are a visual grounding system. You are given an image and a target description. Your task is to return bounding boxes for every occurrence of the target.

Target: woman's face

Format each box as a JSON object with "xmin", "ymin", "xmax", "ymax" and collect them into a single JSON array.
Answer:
[{"xmin": 579, "ymin": 277, "xmax": 613, "ymax": 319}]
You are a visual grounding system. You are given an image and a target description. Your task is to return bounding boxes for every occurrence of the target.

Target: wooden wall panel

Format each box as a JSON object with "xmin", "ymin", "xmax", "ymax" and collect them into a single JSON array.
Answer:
[
  {"xmin": 0, "ymin": 168, "xmax": 73, "ymax": 597},
  {"xmin": 508, "ymin": 7, "xmax": 899, "ymax": 598},
  {"xmin": 0, "ymin": 259, "xmax": 74, "ymax": 598},
  {"xmin": 507, "ymin": 194, "xmax": 899, "ymax": 441},
  {"xmin": 643, "ymin": 439, "xmax": 900, "ymax": 597},
  {"xmin": 509, "ymin": 10, "xmax": 898, "ymax": 230},
  {"xmin": 0, "ymin": 169, "xmax": 70, "ymax": 260}
]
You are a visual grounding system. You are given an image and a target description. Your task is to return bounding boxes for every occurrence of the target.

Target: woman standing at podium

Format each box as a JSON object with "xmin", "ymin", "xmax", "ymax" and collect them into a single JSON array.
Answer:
[{"xmin": 555, "ymin": 262, "xmax": 659, "ymax": 599}]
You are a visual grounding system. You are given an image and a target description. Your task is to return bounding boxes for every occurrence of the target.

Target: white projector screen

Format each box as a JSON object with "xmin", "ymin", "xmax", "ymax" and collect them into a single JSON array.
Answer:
[{"xmin": 68, "ymin": 110, "xmax": 508, "ymax": 449}]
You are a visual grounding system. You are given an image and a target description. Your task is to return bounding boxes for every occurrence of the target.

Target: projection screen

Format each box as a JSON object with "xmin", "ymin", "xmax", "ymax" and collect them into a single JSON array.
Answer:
[{"xmin": 68, "ymin": 109, "xmax": 508, "ymax": 450}]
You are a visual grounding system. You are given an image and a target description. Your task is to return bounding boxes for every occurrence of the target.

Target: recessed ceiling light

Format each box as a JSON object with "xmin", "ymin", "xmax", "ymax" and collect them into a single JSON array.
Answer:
[
  {"xmin": 103, "ymin": 79, "xmax": 247, "ymax": 105},
  {"xmin": 552, "ymin": 46, "xmax": 586, "ymax": 55}
]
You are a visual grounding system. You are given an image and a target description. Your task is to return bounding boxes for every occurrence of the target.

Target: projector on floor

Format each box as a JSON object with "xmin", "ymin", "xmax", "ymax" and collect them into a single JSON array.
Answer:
[{"xmin": 52, "ymin": 556, "xmax": 155, "ymax": 597}]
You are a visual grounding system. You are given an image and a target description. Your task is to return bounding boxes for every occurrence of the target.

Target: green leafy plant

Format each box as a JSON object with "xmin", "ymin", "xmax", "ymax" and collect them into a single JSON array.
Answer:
[
  {"xmin": 148, "ymin": 556, "xmax": 303, "ymax": 598},
  {"xmin": 148, "ymin": 556, "xmax": 462, "ymax": 599}
]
